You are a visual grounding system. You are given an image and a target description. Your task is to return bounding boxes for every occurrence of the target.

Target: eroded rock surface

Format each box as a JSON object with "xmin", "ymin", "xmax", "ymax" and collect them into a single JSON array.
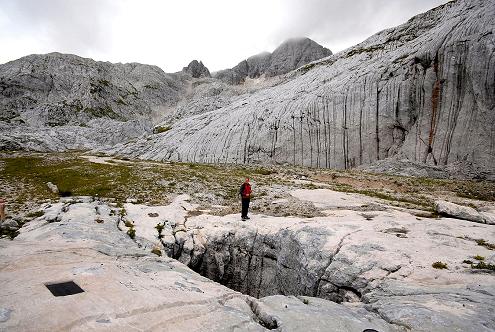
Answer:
[
  {"xmin": 0, "ymin": 196, "xmax": 399, "ymax": 331},
  {"xmin": 127, "ymin": 189, "xmax": 495, "ymax": 332},
  {"xmin": 183, "ymin": 60, "xmax": 211, "ymax": 78}
]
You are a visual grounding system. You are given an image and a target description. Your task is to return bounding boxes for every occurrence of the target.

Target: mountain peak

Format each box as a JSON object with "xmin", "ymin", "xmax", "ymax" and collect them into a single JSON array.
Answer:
[
  {"xmin": 213, "ymin": 37, "xmax": 331, "ymax": 84},
  {"xmin": 182, "ymin": 60, "xmax": 211, "ymax": 78}
]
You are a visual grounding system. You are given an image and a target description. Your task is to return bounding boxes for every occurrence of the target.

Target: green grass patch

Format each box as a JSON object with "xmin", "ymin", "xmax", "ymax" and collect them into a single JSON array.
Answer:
[
  {"xmin": 432, "ymin": 261, "xmax": 448, "ymax": 269},
  {"xmin": 472, "ymin": 261, "xmax": 495, "ymax": 271},
  {"xmin": 26, "ymin": 210, "xmax": 44, "ymax": 219},
  {"xmin": 253, "ymin": 167, "xmax": 276, "ymax": 176},
  {"xmin": 476, "ymin": 239, "xmax": 495, "ymax": 250},
  {"xmin": 151, "ymin": 247, "xmax": 162, "ymax": 256},
  {"xmin": 153, "ymin": 125, "xmax": 172, "ymax": 134},
  {"xmin": 126, "ymin": 227, "xmax": 136, "ymax": 239}
]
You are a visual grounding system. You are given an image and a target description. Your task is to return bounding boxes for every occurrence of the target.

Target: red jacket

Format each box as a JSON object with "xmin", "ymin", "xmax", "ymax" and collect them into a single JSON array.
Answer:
[{"xmin": 240, "ymin": 183, "xmax": 252, "ymax": 198}]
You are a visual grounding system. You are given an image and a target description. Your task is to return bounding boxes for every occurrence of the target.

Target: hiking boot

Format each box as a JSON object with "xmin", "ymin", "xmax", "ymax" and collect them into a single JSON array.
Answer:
[{"xmin": 245, "ymin": 216, "xmax": 250, "ymax": 219}]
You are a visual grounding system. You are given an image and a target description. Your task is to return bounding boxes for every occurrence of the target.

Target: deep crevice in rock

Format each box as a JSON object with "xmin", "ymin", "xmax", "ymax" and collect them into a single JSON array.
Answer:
[{"xmin": 163, "ymin": 225, "xmax": 365, "ymax": 307}]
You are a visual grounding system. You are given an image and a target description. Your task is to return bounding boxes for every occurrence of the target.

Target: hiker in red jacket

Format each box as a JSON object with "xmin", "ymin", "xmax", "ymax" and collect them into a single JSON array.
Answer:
[{"xmin": 239, "ymin": 178, "xmax": 252, "ymax": 221}]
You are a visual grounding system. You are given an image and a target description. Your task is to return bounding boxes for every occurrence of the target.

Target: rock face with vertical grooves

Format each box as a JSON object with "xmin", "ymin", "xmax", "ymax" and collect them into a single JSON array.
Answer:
[{"xmin": 111, "ymin": 0, "xmax": 495, "ymax": 177}]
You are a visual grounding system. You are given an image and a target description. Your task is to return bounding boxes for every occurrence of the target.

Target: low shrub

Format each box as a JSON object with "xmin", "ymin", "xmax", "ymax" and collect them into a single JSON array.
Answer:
[
  {"xmin": 151, "ymin": 247, "xmax": 162, "ymax": 256},
  {"xmin": 153, "ymin": 125, "xmax": 172, "ymax": 134},
  {"xmin": 432, "ymin": 261, "xmax": 448, "ymax": 269},
  {"xmin": 127, "ymin": 226, "xmax": 136, "ymax": 239},
  {"xmin": 472, "ymin": 261, "xmax": 495, "ymax": 271}
]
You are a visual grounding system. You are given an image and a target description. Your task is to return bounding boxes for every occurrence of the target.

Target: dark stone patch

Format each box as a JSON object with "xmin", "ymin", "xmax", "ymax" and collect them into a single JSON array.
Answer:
[{"xmin": 45, "ymin": 281, "xmax": 84, "ymax": 297}]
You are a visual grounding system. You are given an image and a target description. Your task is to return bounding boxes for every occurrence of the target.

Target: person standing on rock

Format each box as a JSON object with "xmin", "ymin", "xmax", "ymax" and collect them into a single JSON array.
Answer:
[
  {"xmin": 239, "ymin": 178, "xmax": 252, "ymax": 221},
  {"xmin": 0, "ymin": 198, "xmax": 5, "ymax": 222}
]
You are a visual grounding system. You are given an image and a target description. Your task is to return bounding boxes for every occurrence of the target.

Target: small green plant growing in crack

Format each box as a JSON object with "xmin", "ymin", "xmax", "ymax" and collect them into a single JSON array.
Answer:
[
  {"xmin": 471, "ymin": 261, "xmax": 495, "ymax": 271},
  {"xmin": 151, "ymin": 246, "xmax": 162, "ymax": 256},
  {"xmin": 127, "ymin": 226, "xmax": 136, "ymax": 239},
  {"xmin": 432, "ymin": 261, "xmax": 448, "ymax": 269},
  {"xmin": 26, "ymin": 210, "xmax": 44, "ymax": 219},
  {"xmin": 473, "ymin": 255, "xmax": 485, "ymax": 261},
  {"xmin": 153, "ymin": 125, "xmax": 172, "ymax": 134},
  {"xmin": 155, "ymin": 222, "xmax": 165, "ymax": 238},
  {"xmin": 476, "ymin": 239, "xmax": 495, "ymax": 250}
]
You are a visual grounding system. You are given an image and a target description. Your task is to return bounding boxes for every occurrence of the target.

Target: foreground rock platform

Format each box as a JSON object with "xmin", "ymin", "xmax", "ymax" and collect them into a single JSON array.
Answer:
[
  {"xmin": 0, "ymin": 197, "xmax": 396, "ymax": 331},
  {"xmin": 1, "ymin": 189, "xmax": 494, "ymax": 331}
]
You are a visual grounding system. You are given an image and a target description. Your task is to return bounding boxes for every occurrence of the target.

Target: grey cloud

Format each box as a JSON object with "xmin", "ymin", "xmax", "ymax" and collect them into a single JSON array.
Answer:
[
  {"xmin": 1, "ymin": 0, "xmax": 116, "ymax": 53},
  {"xmin": 272, "ymin": 0, "xmax": 448, "ymax": 51}
]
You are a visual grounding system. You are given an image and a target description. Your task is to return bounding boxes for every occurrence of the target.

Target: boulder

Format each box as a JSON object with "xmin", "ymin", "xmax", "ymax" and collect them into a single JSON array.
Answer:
[
  {"xmin": 46, "ymin": 182, "xmax": 59, "ymax": 194},
  {"xmin": 0, "ymin": 219, "xmax": 19, "ymax": 231},
  {"xmin": 435, "ymin": 200, "xmax": 488, "ymax": 224}
]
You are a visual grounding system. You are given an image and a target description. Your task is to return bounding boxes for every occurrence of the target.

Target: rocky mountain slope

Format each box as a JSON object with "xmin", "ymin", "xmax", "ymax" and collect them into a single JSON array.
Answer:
[
  {"xmin": 0, "ymin": 38, "xmax": 331, "ymax": 152},
  {"xmin": 109, "ymin": 0, "xmax": 495, "ymax": 177},
  {"xmin": 0, "ymin": 53, "xmax": 195, "ymax": 150}
]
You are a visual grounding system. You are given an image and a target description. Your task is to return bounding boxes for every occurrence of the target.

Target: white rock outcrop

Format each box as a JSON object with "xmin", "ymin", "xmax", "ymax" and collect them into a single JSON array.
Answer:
[
  {"xmin": 0, "ymin": 197, "xmax": 398, "ymax": 331},
  {"xmin": 436, "ymin": 200, "xmax": 495, "ymax": 224},
  {"xmin": 123, "ymin": 189, "xmax": 495, "ymax": 332}
]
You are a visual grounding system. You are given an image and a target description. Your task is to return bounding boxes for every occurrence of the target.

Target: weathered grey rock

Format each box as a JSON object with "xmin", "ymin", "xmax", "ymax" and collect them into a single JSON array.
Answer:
[
  {"xmin": 362, "ymin": 158, "xmax": 493, "ymax": 180},
  {"xmin": 436, "ymin": 200, "xmax": 495, "ymax": 224},
  {"xmin": 46, "ymin": 182, "xmax": 58, "ymax": 194},
  {"xmin": 0, "ymin": 52, "xmax": 191, "ymax": 150},
  {"xmin": 214, "ymin": 52, "xmax": 272, "ymax": 84},
  {"xmin": 110, "ymin": 0, "xmax": 495, "ymax": 178},
  {"xmin": 481, "ymin": 211, "xmax": 495, "ymax": 225},
  {"xmin": 249, "ymin": 295, "xmax": 393, "ymax": 331},
  {"xmin": 0, "ymin": 219, "xmax": 19, "ymax": 231},
  {"xmin": 266, "ymin": 37, "xmax": 332, "ymax": 77},
  {"xmin": 183, "ymin": 60, "xmax": 211, "ymax": 78},
  {"xmin": 0, "ymin": 308, "xmax": 12, "ymax": 323}
]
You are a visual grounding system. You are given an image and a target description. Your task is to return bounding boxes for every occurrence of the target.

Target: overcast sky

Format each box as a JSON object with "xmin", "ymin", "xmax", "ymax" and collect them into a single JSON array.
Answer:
[{"xmin": 0, "ymin": 0, "xmax": 448, "ymax": 72}]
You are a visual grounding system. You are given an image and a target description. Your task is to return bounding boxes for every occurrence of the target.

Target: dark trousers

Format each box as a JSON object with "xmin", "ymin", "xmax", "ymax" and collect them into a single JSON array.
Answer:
[{"xmin": 241, "ymin": 198, "xmax": 250, "ymax": 218}]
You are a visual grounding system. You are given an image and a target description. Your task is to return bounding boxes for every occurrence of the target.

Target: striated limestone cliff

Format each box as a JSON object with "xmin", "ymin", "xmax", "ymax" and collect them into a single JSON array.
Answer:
[{"xmin": 111, "ymin": 0, "xmax": 495, "ymax": 176}]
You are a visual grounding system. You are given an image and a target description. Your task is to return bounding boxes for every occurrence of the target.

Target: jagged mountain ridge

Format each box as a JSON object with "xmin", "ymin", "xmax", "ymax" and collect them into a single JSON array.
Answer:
[
  {"xmin": 0, "ymin": 53, "xmax": 193, "ymax": 150},
  {"xmin": 109, "ymin": 0, "xmax": 495, "ymax": 177},
  {"xmin": 0, "ymin": 38, "xmax": 330, "ymax": 151},
  {"xmin": 213, "ymin": 37, "xmax": 332, "ymax": 84}
]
